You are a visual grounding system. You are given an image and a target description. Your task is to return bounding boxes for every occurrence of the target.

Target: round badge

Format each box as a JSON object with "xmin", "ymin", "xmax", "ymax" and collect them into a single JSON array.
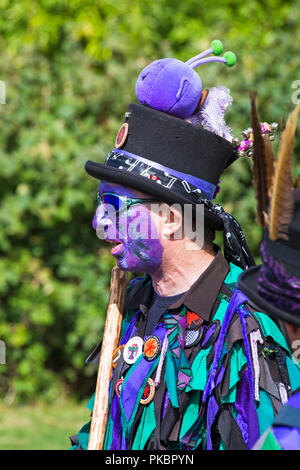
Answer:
[
  {"xmin": 185, "ymin": 327, "xmax": 203, "ymax": 349},
  {"xmin": 115, "ymin": 122, "xmax": 129, "ymax": 149},
  {"xmin": 140, "ymin": 378, "xmax": 155, "ymax": 405},
  {"xmin": 115, "ymin": 378, "xmax": 124, "ymax": 398},
  {"xmin": 123, "ymin": 336, "xmax": 143, "ymax": 365},
  {"xmin": 112, "ymin": 344, "xmax": 125, "ymax": 369},
  {"xmin": 143, "ymin": 335, "xmax": 161, "ymax": 361}
]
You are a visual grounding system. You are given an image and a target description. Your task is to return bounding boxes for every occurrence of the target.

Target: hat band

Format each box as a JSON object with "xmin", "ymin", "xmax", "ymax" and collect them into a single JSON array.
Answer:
[
  {"xmin": 105, "ymin": 149, "xmax": 217, "ymax": 201},
  {"xmin": 257, "ymin": 241, "xmax": 300, "ymax": 314}
]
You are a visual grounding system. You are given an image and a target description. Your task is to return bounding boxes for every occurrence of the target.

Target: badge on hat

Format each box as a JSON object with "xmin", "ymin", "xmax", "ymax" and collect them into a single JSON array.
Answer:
[
  {"xmin": 123, "ymin": 336, "xmax": 143, "ymax": 365},
  {"xmin": 115, "ymin": 122, "xmax": 129, "ymax": 149},
  {"xmin": 140, "ymin": 378, "xmax": 155, "ymax": 405},
  {"xmin": 142, "ymin": 335, "xmax": 161, "ymax": 361}
]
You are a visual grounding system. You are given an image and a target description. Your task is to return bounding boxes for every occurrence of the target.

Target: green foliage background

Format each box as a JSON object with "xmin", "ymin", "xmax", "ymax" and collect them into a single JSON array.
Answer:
[{"xmin": 0, "ymin": 0, "xmax": 300, "ymax": 403}]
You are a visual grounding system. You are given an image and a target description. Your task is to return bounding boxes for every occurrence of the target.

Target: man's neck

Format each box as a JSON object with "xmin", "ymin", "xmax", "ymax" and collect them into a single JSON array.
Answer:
[{"xmin": 150, "ymin": 244, "xmax": 216, "ymax": 297}]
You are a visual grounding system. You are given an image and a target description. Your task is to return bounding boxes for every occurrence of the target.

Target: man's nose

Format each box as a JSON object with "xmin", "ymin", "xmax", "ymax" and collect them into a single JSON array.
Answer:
[{"xmin": 93, "ymin": 204, "xmax": 121, "ymax": 240}]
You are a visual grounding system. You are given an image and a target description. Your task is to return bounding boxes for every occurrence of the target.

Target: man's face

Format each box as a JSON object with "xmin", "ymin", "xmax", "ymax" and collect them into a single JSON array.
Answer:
[{"xmin": 93, "ymin": 181, "xmax": 163, "ymax": 273}]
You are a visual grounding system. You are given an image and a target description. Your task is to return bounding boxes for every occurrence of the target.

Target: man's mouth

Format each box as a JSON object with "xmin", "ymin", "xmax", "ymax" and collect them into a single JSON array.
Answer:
[{"xmin": 106, "ymin": 239, "xmax": 123, "ymax": 255}]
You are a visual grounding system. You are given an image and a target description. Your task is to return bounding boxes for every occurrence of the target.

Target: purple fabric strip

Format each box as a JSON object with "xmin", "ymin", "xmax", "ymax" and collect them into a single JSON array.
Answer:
[
  {"xmin": 239, "ymin": 307, "xmax": 255, "ymax": 399},
  {"xmin": 112, "ymin": 147, "xmax": 216, "ymax": 200},
  {"xmin": 110, "ymin": 394, "xmax": 123, "ymax": 450},
  {"xmin": 273, "ymin": 426, "xmax": 300, "ymax": 450},
  {"xmin": 162, "ymin": 390, "xmax": 169, "ymax": 419},
  {"xmin": 121, "ymin": 323, "xmax": 167, "ymax": 423},
  {"xmin": 202, "ymin": 289, "xmax": 248, "ymax": 403},
  {"xmin": 235, "ymin": 368, "xmax": 260, "ymax": 449},
  {"xmin": 206, "ymin": 395, "xmax": 219, "ymax": 450}
]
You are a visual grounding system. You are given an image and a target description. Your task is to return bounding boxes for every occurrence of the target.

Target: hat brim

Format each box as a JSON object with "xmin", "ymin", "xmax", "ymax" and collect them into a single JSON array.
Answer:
[
  {"xmin": 85, "ymin": 160, "xmax": 224, "ymax": 231},
  {"xmin": 238, "ymin": 265, "xmax": 300, "ymax": 327}
]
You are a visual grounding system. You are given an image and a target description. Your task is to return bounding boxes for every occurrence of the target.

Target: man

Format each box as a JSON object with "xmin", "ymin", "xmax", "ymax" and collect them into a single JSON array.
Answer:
[
  {"xmin": 238, "ymin": 101, "xmax": 300, "ymax": 450},
  {"xmin": 70, "ymin": 48, "xmax": 300, "ymax": 450}
]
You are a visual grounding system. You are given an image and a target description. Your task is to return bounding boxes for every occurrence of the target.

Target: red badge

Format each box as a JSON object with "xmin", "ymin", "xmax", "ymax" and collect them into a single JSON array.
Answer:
[
  {"xmin": 115, "ymin": 122, "xmax": 129, "ymax": 149},
  {"xmin": 140, "ymin": 378, "xmax": 155, "ymax": 405},
  {"xmin": 115, "ymin": 378, "xmax": 124, "ymax": 398},
  {"xmin": 143, "ymin": 335, "xmax": 161, "ymax": 361},
  {"xmin": 186, "ymin": 310, "xmax": 202, "ymax": 329}
]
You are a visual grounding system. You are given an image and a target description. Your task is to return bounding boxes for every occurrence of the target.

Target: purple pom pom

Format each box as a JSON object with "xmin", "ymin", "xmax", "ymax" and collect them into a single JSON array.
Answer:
[{"xmin": 135, "ymin": 58, "xmax": 202, "ymax": 119}]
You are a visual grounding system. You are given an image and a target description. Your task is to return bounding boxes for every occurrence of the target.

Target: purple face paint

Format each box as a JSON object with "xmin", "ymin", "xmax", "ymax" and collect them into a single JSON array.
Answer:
[{"xmin": 95, "ymin": 182, "xmax": 163, "ymax": 273}]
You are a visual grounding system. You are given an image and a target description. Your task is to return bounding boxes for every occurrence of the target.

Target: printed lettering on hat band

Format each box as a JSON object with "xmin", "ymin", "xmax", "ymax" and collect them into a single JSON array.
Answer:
[{"xmin": 105, "ymin": 149, "xmax": 216, "ymax": 201}]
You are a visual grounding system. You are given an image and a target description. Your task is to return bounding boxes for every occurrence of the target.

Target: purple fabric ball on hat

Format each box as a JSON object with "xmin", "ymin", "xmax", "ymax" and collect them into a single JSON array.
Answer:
[{"xmin": 135, "ymin": 58, "xmax": 202, "ymax": 119}]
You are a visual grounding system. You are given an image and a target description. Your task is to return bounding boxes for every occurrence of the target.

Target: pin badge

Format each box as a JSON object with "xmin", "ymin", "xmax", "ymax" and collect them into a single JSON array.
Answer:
[
  {"xmin": 115, "ymin": 122, "xmax": 129, "ymax": 149},
  {"xmin": 123, "ymin": 336, "xmax": 143, "ymax": 365},
  {"xmin": 140, "ymin": 378, "xmax": 155, "ymax": 405},
  {"xmin": 143, "ymin": 335, "xmax": 161, "ymax": 361},
  {"xmin": 185, "ymin": 327, "xmax": 203, "ymax": 348},
  {"xmin": 186, "ymin": 310, "xmax": 202, "ymax": 329},
  {"xmin": 112, "ymin": 344, "xmax": 125, "ymax": 369},
  {"xmin": 115, "ymin": 378, "xmax": 124, "ymax": 398}
]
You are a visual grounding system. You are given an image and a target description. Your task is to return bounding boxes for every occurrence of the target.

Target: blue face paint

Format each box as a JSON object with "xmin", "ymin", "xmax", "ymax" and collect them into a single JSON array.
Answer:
[{"xmin": 95, "ymin": 182, "xmax": 163, "ymax": 273}]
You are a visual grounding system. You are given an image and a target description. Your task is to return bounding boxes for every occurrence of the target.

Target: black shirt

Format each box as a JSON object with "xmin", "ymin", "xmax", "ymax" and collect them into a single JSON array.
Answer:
[{"xmin": 145, "ymin": 291, "xmax": 185, "ymax": 336}]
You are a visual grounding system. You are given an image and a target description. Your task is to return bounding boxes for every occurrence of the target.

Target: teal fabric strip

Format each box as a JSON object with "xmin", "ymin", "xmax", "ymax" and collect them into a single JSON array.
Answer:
[
  {"xmin": 257, "ymin": 389, "xmax": 275, "ymax": 436},
  {"xmin": 286, "ymin": 357, "xmax": 300, "ymax": 390},
  {"xmin": 180, "ymin": 390, "xmax": 201, "ymax": 440},
  {"xmin": 164, "ymin": 348, "xmax": 179, "ymax": 407},
  {"xmin": 132, "ymin": 400, "xmax": 156, "ymax": 450},
  {"xmin": 254, "ymin": 311, "xmax": 289, "ymax": 351}
]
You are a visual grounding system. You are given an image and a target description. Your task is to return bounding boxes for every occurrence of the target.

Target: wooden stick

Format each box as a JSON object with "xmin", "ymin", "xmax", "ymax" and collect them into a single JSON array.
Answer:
[{"xmin": 88, "ymin": 266, "xmax": 128, "ymax": 450}]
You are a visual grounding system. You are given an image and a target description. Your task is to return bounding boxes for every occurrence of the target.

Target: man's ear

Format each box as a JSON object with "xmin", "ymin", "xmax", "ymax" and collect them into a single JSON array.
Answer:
[{"xmin": 158, "ymin": 203, "xmax": 183, "ymax": 239}]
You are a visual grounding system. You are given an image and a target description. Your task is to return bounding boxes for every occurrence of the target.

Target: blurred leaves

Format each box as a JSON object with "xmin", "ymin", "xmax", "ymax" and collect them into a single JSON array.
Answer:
[{"xmin": 0, "ymin": 0, "xmax": 299, "ymax": 402}]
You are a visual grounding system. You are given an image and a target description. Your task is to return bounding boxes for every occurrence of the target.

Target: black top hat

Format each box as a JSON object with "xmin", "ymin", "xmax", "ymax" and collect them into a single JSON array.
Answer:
[
  {"xmin": 238, "ymin": 98, "xmax": 300, "ymax": 327},
  {"xmin": 239, "ymin": 189, "xmax": 300, "ymax": 327},
  {"xmin": 85, "ymin": 103, "xmax": 236, "ymax": 231}
]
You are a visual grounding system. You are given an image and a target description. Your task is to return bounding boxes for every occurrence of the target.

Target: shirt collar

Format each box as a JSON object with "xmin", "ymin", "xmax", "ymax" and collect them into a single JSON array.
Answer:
[{"xmin": 125, "ymin": 246, "xmax": 229, "ymax": 322}]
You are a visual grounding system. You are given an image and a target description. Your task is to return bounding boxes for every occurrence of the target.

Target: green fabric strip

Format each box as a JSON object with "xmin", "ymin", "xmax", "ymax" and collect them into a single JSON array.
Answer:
[
  {"xmin": 257, "ymin": 390, "xmax": 276, "ymax": 436},
  {"xmin": 222, "ymin": 344, "xmax": 247, "ymax": 403},
  {"xmin": 164, "ymin": 348, "xmax": 179, "ymax": 407},
  {"xmin": 180, "ymin": 390, "xmax": 201, "ymax": 440},
  {"xmin": 260, "ymin": 430, "xmax": 282, "ymax": 450},
  {"xmin": 187, "ymin": 347, "xmax": 211, "ymax": 392},
  {"xmin": 132, "ymin": 401, "xmax": 156, "ymax": 450},
  {"xmin": 224, "ymin": 263, "xmax": 243, "ymax": 287},
  {"xmin": 254, "ymin": 311, "xmax": 289, "ymax": 351},
  {"xmin": 286, "ymin": 356, "xmax": 300, "ymax": 390},
  {"xmin": 77, "ymin": 420, "xmax": 91, "ymax": 450}
]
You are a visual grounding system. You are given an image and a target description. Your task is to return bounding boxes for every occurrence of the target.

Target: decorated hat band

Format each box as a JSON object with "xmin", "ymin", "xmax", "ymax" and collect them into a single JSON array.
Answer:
[{"xmin": 106, "ymin": 149, "xmax": 217, "ymax": 201}]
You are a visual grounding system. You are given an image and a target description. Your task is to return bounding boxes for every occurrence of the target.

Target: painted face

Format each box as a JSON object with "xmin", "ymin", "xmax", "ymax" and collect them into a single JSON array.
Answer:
[{"xmin": 94, "ymin": 182, "xmax": 163, "ymax": 273}]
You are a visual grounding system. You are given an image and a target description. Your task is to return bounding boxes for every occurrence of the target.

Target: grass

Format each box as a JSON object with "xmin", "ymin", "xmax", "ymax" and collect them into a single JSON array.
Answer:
[{"xmin": 0, "ymin": 399, "xmax": 91, "ymax": 450}]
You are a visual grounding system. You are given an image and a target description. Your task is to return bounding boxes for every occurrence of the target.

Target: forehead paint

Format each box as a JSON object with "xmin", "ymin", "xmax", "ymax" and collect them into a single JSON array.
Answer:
[{"xmin": 94, "ymin": 182, "xmax": 163, "ymax": 273}]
